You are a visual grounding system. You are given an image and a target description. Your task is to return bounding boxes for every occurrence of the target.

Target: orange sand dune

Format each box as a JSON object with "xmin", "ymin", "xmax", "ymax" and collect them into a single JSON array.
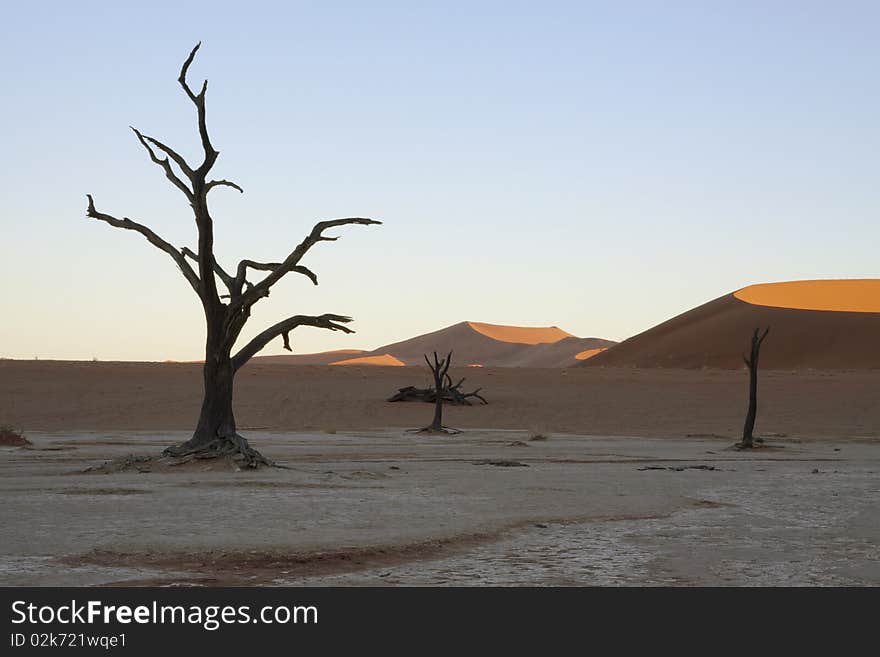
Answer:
[
  {"xmin": 329, "ymin": 353, "xmax": 405, "ymax": 367},
  {"xmin": 253, "ymin": 322, "xmax": 614, "ymax": 368},
  {"xmin": 584, "ymin": 279, "xmax": 880, "ymax": 370},
  {"xmin": 370, "ymin": 322, "xmax": 614, "ymax": 367},
  {"xmin": 735, "ymin": 279, "xmax": 880, "ymax": 313},
  {"xmin": 575, "ymin": 348, "xmax": 607, "ymax": 361},
  {"xmin": 467, "ymin": 322, "xmax": 575, "ymax": 345}
]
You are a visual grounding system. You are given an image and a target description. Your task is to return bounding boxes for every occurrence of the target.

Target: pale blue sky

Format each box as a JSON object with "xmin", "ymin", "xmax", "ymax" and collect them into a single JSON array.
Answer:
[{"xmin": 1, "ymin": 1, "xmax": 878, "ymax": 360}]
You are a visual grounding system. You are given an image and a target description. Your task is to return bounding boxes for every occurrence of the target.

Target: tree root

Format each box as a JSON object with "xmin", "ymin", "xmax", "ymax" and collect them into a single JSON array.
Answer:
[
  {"xmin": 163, "ymin": 431, "xmax": 274, "ymax": 469},
  {"xmin": 409, "ymin": 426, "xmax": 462, "ymax": 435},
  {"xmin": 733, "ymin": 437, "xmax": 765, "ymax": 450}
]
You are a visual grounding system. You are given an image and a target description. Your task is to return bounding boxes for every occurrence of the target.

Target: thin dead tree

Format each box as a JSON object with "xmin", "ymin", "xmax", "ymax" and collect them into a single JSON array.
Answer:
[
  {"xmin": 418, "ymin": 351, "xmax": 460, "ymax": 434},
  {"xmin": 85, "ymin": 44, "xmax": 380, "ymax": 467},
  {"xmin": 740, "ymin": 326, "xmax": 770, "ymax": 448}
]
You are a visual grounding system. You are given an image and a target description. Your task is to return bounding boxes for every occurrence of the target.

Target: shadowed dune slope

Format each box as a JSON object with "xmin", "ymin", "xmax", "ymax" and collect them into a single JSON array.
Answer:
[
  {"xmin": 253, "ymin": 322, "xmax": 615, "ymax": 368},
  {"xmin": 363, "ymin": 322, "xmax": 614, "ymax": 367},
  {"xmin": 253, "ymin": 349, "xmax": 366, "ymax": 365},
  {"xmin": 583, "ymin": 280, "xmax": 880, "ymax": 370}
]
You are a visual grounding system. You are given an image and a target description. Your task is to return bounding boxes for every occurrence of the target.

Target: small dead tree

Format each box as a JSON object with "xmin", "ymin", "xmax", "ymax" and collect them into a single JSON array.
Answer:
[
  {"xmin": 85, "ymin": 44, "xmax": 380, "ymax": 466},
  {"xmin": 739, "ymin": 326, "xmax": 770, "ymax": 448},
  {"xmin": 418, "ymin": 351, "xmax": 460, "ymax": 434},
  {"xmin": 388, "ymin": 377, "xmax": 487, "ymax": 405}
]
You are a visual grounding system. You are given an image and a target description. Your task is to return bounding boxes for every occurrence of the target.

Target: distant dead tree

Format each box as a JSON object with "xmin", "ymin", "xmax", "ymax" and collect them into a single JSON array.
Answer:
[
  {"xmin": 388, "ymin": 376, "xmax": 487, "ymax": 406},
  {"xmin": 416, "ymin": 351, "xmax": 462, "ymax": 434},
  {"xmin": 739, "ymin": 326, "xmax": 770, "ymax": 448},
  {"xmin": 85, "ymin": 44, "xmax": 380, "ymax": 467}
]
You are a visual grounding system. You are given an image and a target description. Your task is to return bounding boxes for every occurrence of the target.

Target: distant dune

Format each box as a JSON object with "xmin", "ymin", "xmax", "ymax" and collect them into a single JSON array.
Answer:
[
  {"xmin": 575, "ymin": 347, "xmax": 608, "ymax": 361},
  {"xmin": 253, "ymin": 349, "xmax": 367, "ymax": 365},
  {"xmin": 583, "ymin": 279, "xmax": 880, "ymax": 370},
  {"xmin": 253, "ymin": 321, "xmax": 615, "ymax": 368},
  {"xmin": 733, "ymin": 279, "xmax": 880, "ymax": 313},
  {"xmin": 329, "ymin": 353, "xmax": 405, "ymax": 367},
  {"xmin": 467, "ymin": 322, "xmax": 575, "ymax": 344}
]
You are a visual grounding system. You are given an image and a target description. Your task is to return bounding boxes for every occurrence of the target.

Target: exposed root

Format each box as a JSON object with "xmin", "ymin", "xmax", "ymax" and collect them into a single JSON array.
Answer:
[
  {"xmin": 733, "ymin": 439, "xmax": 762, "ymax": 450},
  {"xmin": 0, "ymin": 426, "xmax": 31, "ymax": 447},
  {"xmin": 410, "ymin": 426, "xmax": 462, "ymax": 435},
  {"xmin": 82, "ymin": 454, "xmax": 242, "ymax": 474},
  {"xmin": 80, "ymin": 431, "xmax": 287, "ymax": 473},
  {"xmin": 163, "ymin": 431, "xmax": 273, "ymax": 469}
]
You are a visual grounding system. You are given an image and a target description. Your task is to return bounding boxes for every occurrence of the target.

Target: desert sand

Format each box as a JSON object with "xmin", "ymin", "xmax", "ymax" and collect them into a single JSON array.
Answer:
[{"xmin": 3, "ymin": 360, "xmax": 880, "ymax": 438}]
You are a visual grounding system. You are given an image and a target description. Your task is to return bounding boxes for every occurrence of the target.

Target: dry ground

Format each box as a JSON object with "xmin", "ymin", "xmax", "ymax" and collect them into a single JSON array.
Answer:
[
  {"xmin": 1, "ymin": 430, "xmax": 878, "ymax": 586},
  {"xmin": 1, "ymin": 361, "xmax": 878, "ymax": 586}
]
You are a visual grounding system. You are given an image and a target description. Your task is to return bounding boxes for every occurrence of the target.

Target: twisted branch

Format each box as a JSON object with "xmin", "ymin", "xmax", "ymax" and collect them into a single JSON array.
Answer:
[
  {"xmin": 178, "ymin": 42, "xmax": 217, "ymax": 174},
  {"xmin": 130, "ymin": 127, "xmax": 194, "ymax": 201},
  {"xmin": 231, "ymin": 313, "xmax": 355, "ymax": 371},
  {"xmin": 231, "ymin": 217, "xmax": 381, "ymax": 314},
  {"xmin": 85, "ymin": 195, "xmax": 200, "ymax": 293},
  {"xmin": 206, "ymin": 179, "xmax": 244, "ymax": 194}
]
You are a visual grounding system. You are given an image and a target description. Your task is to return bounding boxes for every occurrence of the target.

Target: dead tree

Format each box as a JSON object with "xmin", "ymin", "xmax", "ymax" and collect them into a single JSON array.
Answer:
[
  {"xmin": 85, "ymin": 44, "xmax": 380, "ymax": 467},
  {"xmin": 740, "ymin": 326, "xmax": 770, "ymax": 448},
  {"xmin": 417, "ymin": 351, "xmax": 460, "ymax": 434},
  {"xmin": 388, "ymin": 376, "xmax": 487, "ymax": 405}
]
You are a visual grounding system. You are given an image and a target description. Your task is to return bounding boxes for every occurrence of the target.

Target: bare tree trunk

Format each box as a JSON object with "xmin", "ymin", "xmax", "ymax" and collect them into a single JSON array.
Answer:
[
  {"xmin": 163, "ymin": 311, "xmax": 269, "ymax": 466},
  {"xmin": 740, "ymin": 327, "xmax": 770, "ymax": 448},
  {"xmin": 194, "ymin": 349, "xmax": 236, "ymax": 444},
  {"xmin": 742, "ymin": 357, "xmax": 759, "ymax": 446},
  {"xmin": 418, "ymin": 352, "xmax": 459, "ymax": 434},
  {"xmin": 428, "ymin": 360, "xmax": 444, "ymax": 431},
  {"xmin": 86, "ymin": 44, "xmax": 379, "ymax": 468}
]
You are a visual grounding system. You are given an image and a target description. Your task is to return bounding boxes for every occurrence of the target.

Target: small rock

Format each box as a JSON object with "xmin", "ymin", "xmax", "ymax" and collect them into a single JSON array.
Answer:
[{"xmin": 812, "ymin": 468, "xmax": 820, "ymax": 474}]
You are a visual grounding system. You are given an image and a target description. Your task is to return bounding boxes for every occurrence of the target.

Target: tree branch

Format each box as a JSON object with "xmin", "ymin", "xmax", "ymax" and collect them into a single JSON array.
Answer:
[
  {"xmin": 86, "ymin": 195, "xmax": 200, "ymax": 293},
  {"xmin": 131, "ymin": 127, "xmax": 194, "ymax": 201},
  {"xmin": 231, "ymin": 217, "xmax": 381, "ymax": 314},
  {"xmin": 178, "ymin": 42, "xmax": 217, "ymax": 174},
  {"xmin": 235, "ymin": 259, "xmax": 318, "ymax": 291},
  {"xmin": 181, "ymin": 247, "xmax": 235, "ymax": 293},
  {"xmin": 206, "ymin": 179, "xmax": 244, "ymax": 195},
  {"xmin": 231, "ymin": 313, "xmax": 355, "ymax": 371}
]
